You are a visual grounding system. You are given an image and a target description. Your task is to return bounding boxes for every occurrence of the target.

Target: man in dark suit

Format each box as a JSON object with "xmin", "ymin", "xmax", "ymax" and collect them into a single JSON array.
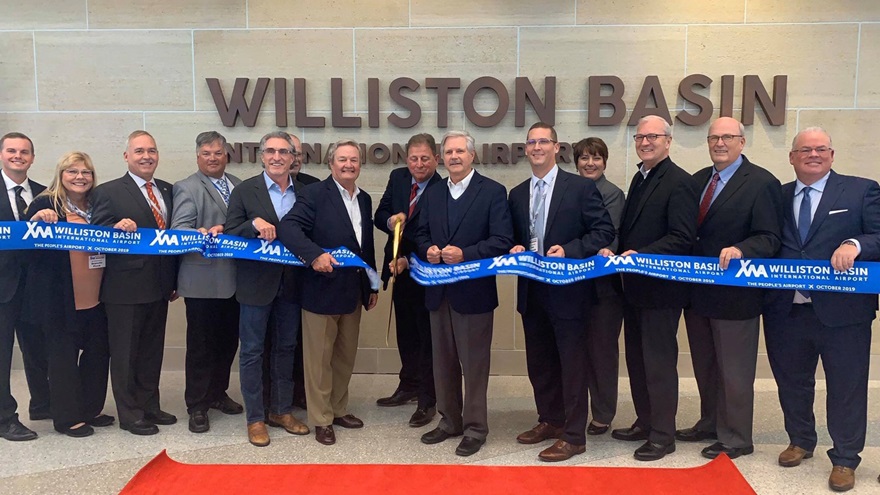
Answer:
[
  {"xmin": 606, "ymin": 116, "xmax": 699, "ymax": 461},
  {"xmin": 679, "ymin": 117, "xmax": 783, "ymax": 459},
  {"xmin": 763, "ymin": 127, "xmax": 880, "ymax": 492},
  {"xmin": 415, "ymin": 130, "xmax": 514, "ymax": 457},
  {"xmin": 90, "ymin": 130, "xmax": 178, "ymax": 436},
  {"xmin": 290, "ymin": 134, "xmax": 320, "ymax": 185},
  {"xmin": 509, "ymin": 123, "xmax": 615, "ymax": 461},
  {"xmin": 225, "ymin": 131, "xmax": 308, "ymax": 447},
  {"xmin": 170, "ymin": 131, "xmax": 244, "ymax": 434},
  {"xmin": 278, "ymin": 139, "xmax": 378, "ymax": 447},
  {"xmin": 374, "ymin": 133, "xmax": 442, "ymax": 427},
  {"xmin": 0, "ymin": 132, "xmax": 46, "ymax": 441}
]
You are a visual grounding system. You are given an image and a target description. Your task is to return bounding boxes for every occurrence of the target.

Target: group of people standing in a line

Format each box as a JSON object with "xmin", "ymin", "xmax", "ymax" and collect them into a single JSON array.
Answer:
[{"xmin": 0, "ymin": 114, "xmax": 876, "ymax": 493}]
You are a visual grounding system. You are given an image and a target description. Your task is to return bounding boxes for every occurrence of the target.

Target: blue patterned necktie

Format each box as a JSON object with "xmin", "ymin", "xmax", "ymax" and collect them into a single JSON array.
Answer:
[
  {"xmin": 214, "ymin": 177, "xmax": 230, "ymax": 205},
  {"xmin": 531, "ymin": 179, "xmax": 546, "ymax": 254},
  {"xmin": 798, "ymin": 186, "xmax": 812, "ymax": 244}
]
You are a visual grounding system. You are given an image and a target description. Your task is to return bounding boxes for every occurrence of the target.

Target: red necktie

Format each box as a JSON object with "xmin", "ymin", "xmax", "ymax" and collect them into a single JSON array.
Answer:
[
  {"xmin": 407, "ymin": 183, "xmax": 419, "ymax": 219},
  {"xmin": 145, "ymin": 182, "xmax": 166, "ymax": 229},
  {"xmin": 697, "ymin": 172, "xmax": 720, "ymax": 226}
]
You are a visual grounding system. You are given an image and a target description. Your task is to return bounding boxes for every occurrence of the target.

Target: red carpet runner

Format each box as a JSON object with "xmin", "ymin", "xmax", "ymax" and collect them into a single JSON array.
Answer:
[{"xmin": 120, "ymin": 450, "xmax": 756, "ymax": 494}]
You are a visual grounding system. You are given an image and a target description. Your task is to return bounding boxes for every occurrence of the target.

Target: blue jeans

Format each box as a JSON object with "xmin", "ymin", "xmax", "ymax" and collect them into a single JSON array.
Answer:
[{"xmin": 239, "ymin": 298, "xmax": 300, "ymax": 425}]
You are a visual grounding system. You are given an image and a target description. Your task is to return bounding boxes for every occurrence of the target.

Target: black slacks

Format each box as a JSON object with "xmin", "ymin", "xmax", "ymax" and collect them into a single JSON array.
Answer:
[
  {"xmin": 392, "ymin": 274, "xmax": 435, "ymax": 408},
  {"xmin": 585, "ymin": 295, "xmax": 623, "ymax": 425},
  {"xmin": 184, "ymin": 297, "xmax": 240, "ymax": 413}
]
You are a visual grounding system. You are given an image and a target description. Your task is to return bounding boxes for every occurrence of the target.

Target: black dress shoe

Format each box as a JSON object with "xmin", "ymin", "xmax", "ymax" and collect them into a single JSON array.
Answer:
[
  {"xmin": 315, "ymin": 425, "xmax": 336, "ymax": 445},
  {"xmin": 121, "ymin": 419, "xmax": 159, "ymax": 436},
  {"xmin": 634, "ymin": 440, "xmax": 676, "ymax": 461},
  {"xmin": 332, "ymin": 414, "xmax": 364, "ymax": 429},
  {"xmin": 611, "ymin": 425, "xmax": 649, "ymax": 441},
  {"xmin": 144, "ymin": 410, "xmax": 177, "ymax": 426},
  {"xmin": 210, "ymin": 395, "xmax": 244, "ymax": 415},
  {"xmin": 88, "ymin": 414, "xmax": 115, "ymax": 427},
  {"xmin": 0, "ymin": 419, "xmax": 38, "ymax": 441},
  {"xmin": 189, "ymin": 410, "xmax": 210, "ymax": 433},
  {"xmin": 61, "ymin": 424, "xmax": 94, "ymax": 438},
  {"xmin": 675, "ymin": 427, "xmax": 717, "ymax": 442},
  {"xmin": 701, "ymin": 441, "xmax": 754, "ymax": 459},
  {"xmin": 376, "ymin": 389, "xmax": 418, "ymax": 407},
  {"xmin": 455, "ymin": 436, "xmax": 485, "ymax": 456},
  {"xmin": 421, "ymin": 427, "xmax": 462, "ymax": 444},
  {"xmin": 409, "ymin": 407, "xmax": 436, "ymax": 428},
  {"xmin": 587, "ymin": 422, "xmax": 610, "ymax": 436}
]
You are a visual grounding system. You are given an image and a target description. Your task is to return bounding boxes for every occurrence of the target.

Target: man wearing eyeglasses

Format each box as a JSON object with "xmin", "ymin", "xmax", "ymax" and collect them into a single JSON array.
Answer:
[
  {"xmin": 225, "ymin": 131, "xmax": 307, "ymax": 447},
  {"xmin": 606, "ymin": 116, "xmax": 699, "ymax": 461},
  {"xmin": 678, "ymin": 117, "xmax": 783, "ymax": 460},
  {"xmin": 763, "ymin": 127, "xmax": 880, "ymax": 492},
  {"xmin": 289, "ymin": 134, "xmax": 319, "ymax": 186},
  {"xmin": 508, "ymin": 122, "xmax": 614, "ymax": 461}
]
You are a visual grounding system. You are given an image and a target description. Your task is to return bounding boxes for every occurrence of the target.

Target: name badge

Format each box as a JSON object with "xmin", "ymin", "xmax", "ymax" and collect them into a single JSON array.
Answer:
[
  {"xmin": 529, "ymin": 237, "xmax": 539, "ymax": 252},
  {"xmin": 89, "ymin": 254, "xmax": 106, "ymax": 269}
]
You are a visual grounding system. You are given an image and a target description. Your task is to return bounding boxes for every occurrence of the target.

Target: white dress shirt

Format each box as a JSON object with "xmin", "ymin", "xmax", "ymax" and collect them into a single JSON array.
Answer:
[
  {"xmin": 447, "ymin": 168, "xmax": 475, "ymax": 200},
  {"xmin": 333, "ymin": 179, "xmax": 363, "ymax": 248},
  {"xmin": 3, "ymin": 169, "xmax": 34, "ymax": 221}
]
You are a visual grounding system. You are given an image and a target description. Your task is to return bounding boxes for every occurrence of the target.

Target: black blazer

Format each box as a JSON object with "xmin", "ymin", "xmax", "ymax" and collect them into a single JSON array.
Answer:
[
  {"xmin": 295, "ymin": 172, "xmax": 321, "ymax": 185},
  {"xmin": 689, "ymin": 156, "xmax": 783, "ymax": 320},
  {"xmin": 90, "ymin": 174, "xmax": 177, "ymax": 305},
  {"xmin": 374, "ymin": 167, "xmax": 442, "ymax": 289},
  {"xmin": 0, "ymin": 178, "xmax": 45, "ymax": 303},
  {"xmin": 764, "ymin": 170, "xmax": 880, "ymax": 327},
  {"xmin": 225, "ymin": 173, "xmax": 304, "ymax": 307},
  {"xmin": 277, "ymin": 177, "xmax": 377, "ymax": 315},
  {"xmin": 618, "ymin": 157, "xmax": 699, "ymax": 309},
  {"xmin": 415, "ymin": 170, "xmax": 514, "ymax": 314},
  {"xmin": 508, "ymin": 169, "xmax": 615, "ymax": 319}
]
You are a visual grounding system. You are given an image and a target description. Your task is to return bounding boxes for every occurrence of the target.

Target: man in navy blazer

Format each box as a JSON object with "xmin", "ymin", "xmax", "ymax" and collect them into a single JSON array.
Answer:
[
  {"xmin": 415, "ymin": 130, "xmax": 513, "ymax": 457},
  {"xmin": 508, "ymin": 123, "xmax": 614, "ymax": 461},
  {"xmin": 278, "ymin": 139, "xmax": 378, "ymax": 447},
  {"xmin": 763, "ymin": 127, "xmax": 880, "ymax": 492}
]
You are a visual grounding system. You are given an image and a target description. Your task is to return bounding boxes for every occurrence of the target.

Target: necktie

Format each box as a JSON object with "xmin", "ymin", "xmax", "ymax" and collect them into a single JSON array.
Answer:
[
  {"xmin": 12, "ymin": 185, "xmax": 27, "ymax": 221},
  {"xmin": 798, "ymin": 186, "xmax": 812, "ymax": 244},
  {"xmin": 697, "ymin": 172, "xmax": 720, "ymax": 226},
  {"xmin": 531, "ymin": 179, "xmax": 546, "ymax": 254},
  {"xmin": 214, "ymin": 177, "xmax": 230, "ymax": 205},
  {"xmin": 407, "ymin": 183, "xmax": 419, "ymax": 219},
  {"xmin": 145, "ymin": 182, "xmax": 166, "ymax": 229}
]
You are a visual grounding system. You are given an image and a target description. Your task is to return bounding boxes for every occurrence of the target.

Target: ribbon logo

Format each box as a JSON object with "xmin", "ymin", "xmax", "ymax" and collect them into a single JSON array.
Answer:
[
  {"xmin": 23, "ymin": 222, "xmax": 54, "ymax": 240},
  {"xmin": 735, "ymin": 260, "xmax": 768, "ymax": 278}
]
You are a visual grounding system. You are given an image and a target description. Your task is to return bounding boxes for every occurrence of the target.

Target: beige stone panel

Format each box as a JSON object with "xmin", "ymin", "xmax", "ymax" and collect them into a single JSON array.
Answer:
[
  {"xmin": 492, "ymin": 276, "xmax": 517, "ymax": 349},
  {"xmin": 746, "ymin": 0, "xmax": 880, "ymax": 22},
  {"xmin": 0, "ymin": 112, "xmax": 145, "ymax": 184},
  {"xmin": 411, "ymin": 0, "xmax": 574, "ymax": 26},
  {"xmin": 35, "ymin": 31, "xmax": 193, "ymax": 111},
  {"xmin": 355, "ymin": 28, "xmax": 517, "ymax": 114},
  {"xmin": 164, "ymin": 302, "xmax": 186, "ymax": 348},
  {"xmin": 353, "ymin": 348, "xmax": 379, "ymax": 373},
  {"xmin": 194, "ymin": 30, "xmax": 353, "ymax": 113},
  {"xmin": 376, "ymin": 348, "xmax": 403, "ymax": 374},
  {"xmin": 489, "ymin": 350, "xmax": 527, "ymax": 376},
  {"xmin": 687, "ymin": 25, "xmax": 858, "ymax": 109},
  {"xmin": 0, "ymin": 33, "xmax": 36, "ymax": 111},
  {"xmin": 88, "ymin": 0, "xmax": 246, "ymax": 29},
  {"xmin": 576, "ymin": 0, "xmax": 744, "ymax": 24},
  {"xmin": 797, "ymin": 109, "xmax": 880, "ymax": 179},
  {"xmin": 520, "ymin": 26, "xmax": 687, "ymax": 113},
  {"xmin": 857, "ymin": 24, "xmax": 880, "ymax": 107},
  {"xmin": 0, "ymin": 0, "xmax": 86, "ymax": 29},
  {"xmin": 248, "ymin": 0, "xmax": 407, "ymax": 28}
]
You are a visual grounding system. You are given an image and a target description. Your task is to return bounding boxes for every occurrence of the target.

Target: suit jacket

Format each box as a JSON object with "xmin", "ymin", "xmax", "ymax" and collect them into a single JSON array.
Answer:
[
  {"xmin": 592, "ymin": 174, "xmax": 625, "ymax": 298},
  {"xmin": 689, "ymin": 156, "xmax": 783, "ymax": 320},
  {"xmin": 224, "ymin": 173, "xmax": 303, "ymax": 307},
  {"xmin": 374, "ymin": 167, "xmax": 443, "ymax": 289},
  {"xmin": 509, "ymin": 169, "xmax": 615, "ymax": 319},
  {"xmin": 764, "ymin": 170, "xmax": 880, "ymax": 327},
  {"xmin": 170, "ymin": 171, "xmax": 242, "ymax": 299},
  {"xmin": 415, "ymin": 170, "xmax": 514, "ymax": 314},
  {"xmin": 277, "ymin": 177, "xmax": 377, "ymax": 315},
  {"xmin": 295, "ymin": 172, "xmax": 321, "ymax": 185},
  {"xmin": 0, "ymin": 178, "xmax": 45, "ymax": 303},
  {"xmin": 618, "ymin": 156, "xmax": 699, "ymax": 309},
  {"xmin": 90, "ymin": 173, "xmax": 177, "ymax": 305}
]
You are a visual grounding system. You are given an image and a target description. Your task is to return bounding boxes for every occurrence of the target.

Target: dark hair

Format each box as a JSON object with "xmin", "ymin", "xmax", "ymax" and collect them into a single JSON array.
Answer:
[
  {"xmin": 0, "ymin": 132, "xmax": 34, "ymax": 155},
  {"xmin": 406, "ymin": 133, "xmax": 437, "ymax": 155},
  {"xmin": 196, "ymin": 131, "xmax": 227, "ymax": 150},
  {"xmin": 572, "ymin": 137, "xmax": 609, "ymax": 163},
  {"xmin": 527, "ymin": 122, "xmax": 557, "ymax": 142}
]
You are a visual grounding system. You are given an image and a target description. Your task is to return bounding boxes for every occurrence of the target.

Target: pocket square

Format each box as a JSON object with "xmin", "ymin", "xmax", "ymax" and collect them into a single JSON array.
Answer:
[{"xmin": 829, "ymin": 209, "xmax": 848, "ymax": 215}]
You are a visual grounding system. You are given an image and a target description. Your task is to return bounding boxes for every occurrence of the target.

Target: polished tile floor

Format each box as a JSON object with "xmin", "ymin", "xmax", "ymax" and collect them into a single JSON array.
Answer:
[{"xmin": 4, "ymin": 371, "xmax": 880, "ymax": 494}]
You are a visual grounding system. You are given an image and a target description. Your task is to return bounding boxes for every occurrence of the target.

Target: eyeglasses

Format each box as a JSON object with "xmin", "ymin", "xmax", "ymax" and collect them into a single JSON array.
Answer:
[
  {"xmin": 526, "ymin": 138, "xmax": 556, "ymax": 147},
  {"xmin": 633, "ymin": 133, "xmax": 668, "ymax": 143},
  {"xmin": 707, "ymin": 134, "xmax": 743, "ymax": 144},
  {"xmin": 292, "ymin": 151, "xmax": 303, "ymax": 158},
  {"xmin": 794, "ymin": 146, "xmax": 833, "ymax": 156},
  {"xmin": 63, "ymin": 169, "xmax": 93, "ymax": 177},
  {"xmin": 261, "ymin": 148, "xmax": 294, "ymax": 156}
]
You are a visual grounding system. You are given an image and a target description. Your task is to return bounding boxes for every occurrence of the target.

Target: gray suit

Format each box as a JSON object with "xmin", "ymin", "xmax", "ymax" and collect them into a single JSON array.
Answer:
[{"xmin": 170, "ymin": 171, "xmax": 243, "ymax": 414}]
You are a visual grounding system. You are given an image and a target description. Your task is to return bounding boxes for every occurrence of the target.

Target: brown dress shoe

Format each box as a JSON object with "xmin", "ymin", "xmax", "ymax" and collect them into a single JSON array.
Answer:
[
  {"xmin": 315, "ymin": 425, "xmax": 336, "ymax": 445},
  {"xmin": 332, "ymin": 414, "xmax": 364, "ymax": 429},
  {"xmin": 516, "ymin": 422, "xmax": 563, "ymax": 444},
  {"xmin": 267, "ymin": 413, "xmax": 309, "ymax": 435},
  {"xmin": 538, "ymin": 440, "xmax": 586, "ymax": 462},
  {"xmin": 247, "ymin": 422, "xmax": 270, "ymax": 447},
  {"xmin": 829, "ymin": 466, "xmax": 855, "ymax": 492},
  {"xmin": 778, "ymin": 444, "xmax": 813, "ymax": 467}
]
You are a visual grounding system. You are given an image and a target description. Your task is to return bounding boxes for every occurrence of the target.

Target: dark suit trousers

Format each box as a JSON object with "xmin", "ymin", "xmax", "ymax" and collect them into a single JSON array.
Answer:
[
  {"xmin": 586, "ymin": 295, "xmax": 623, "ymax": 425},
  {"xmin": 393, "ymin": 274, "xmax": 435, "ymax": 408},
  {"xmin": 764, "ymin": 305, "xmax": 871, "ymax": 469},
  {"xmin": 15, "ymin": 318, "xmax": 50, "ymax": 418},
  {"xmin": 184, "ymin": 297, "xmax": 240, "ymax": 413},
  {"xmin": 684, "ymin": 311, "xmax": 759, "ymax": 448},
  {"xmin": 623, "ymin": 305, "xmax": 681, "ymax": 446},
  {"xmin": 522, "ymin": 286, "xmax": 591, "ymax": 445},
  {"xmin": 105, "ymin": 300, "xmax": 169, "ymax": 426},
  {"xmin": 48, "ymin": 304, "xmax": 110, "ymax": 431},
  {"xmin": 0, "ymin": 289, "xmax": 23, "ymax": 425},
  {"xmin": 430, "ymin": 299, "xmax": 492, "ymax": 440}
]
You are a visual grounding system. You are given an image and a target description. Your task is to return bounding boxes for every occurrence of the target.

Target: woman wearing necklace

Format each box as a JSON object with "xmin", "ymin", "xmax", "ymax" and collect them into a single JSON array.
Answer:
[{"xmin": 24, "ymin": 151, "xmax": 112, "ymax": 437}]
